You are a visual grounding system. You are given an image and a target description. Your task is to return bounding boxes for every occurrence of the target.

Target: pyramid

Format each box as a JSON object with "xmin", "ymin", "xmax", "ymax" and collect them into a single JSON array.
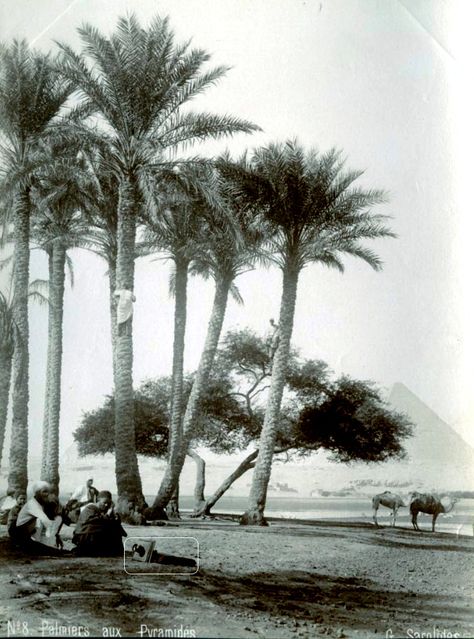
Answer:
[{"xmin": 389, "ymin": 383, "xmax": 474, "ymax": 468}]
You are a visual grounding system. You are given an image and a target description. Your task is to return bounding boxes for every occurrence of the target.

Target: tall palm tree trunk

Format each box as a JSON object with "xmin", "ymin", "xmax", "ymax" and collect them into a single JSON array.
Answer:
[
  {"xmin": 194, "ymin": 445, "xmax": 292, "ymax": 517},
  {"xmin": 0, "ymin": 350, "xmax": 13, "ymax": 469},
  {"xmin": 108, "ymin": 258, "xmax": 118, "ymax": 384},
  {"xmin": 194, "ymin": 450, "xmax": 259, "ymax": 517},
  {"xmin": 166, "ymin": 486, "xmax": 180, "ymax": 520},
  {"xmin": 241, "ymin": 264, "xmax": 299, "ymax": 525},
  {"xmin": 114, "ymin": 176, "xmax": 142, "ymax": 514},
  {"xmin": 44, "ymin": 239, "xmax": 66, "ymax": 494},
  {"xmin": 187, "ymin": 448, "xmax": 206, "ymax": 513},
  {"xmin": 166, "ymin": 258, "xmax": 189, "ymax": 519},
  {"xmin": 41, "ymin": 249, "xmax": 53, "ymax": 480},
  {"xmin": 8, "ymin": 189, "xmax": 31, "ymax": 494},
  {"xmin": 150, "ymin": 275, "xmax": 231, "ymax": 514}
]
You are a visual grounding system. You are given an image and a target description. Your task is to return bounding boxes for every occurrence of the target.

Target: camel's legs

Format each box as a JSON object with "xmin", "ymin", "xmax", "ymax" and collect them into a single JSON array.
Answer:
[
  {"xmin": 373, "ymin": 506, "xmax": 379, "ymax": 527},
  {"xmin": 432, "ymin": 513, "xmax": 439, "ymax": 532},
  {"xmin": 411, "ymin": 509, "xmax": 419, "ymax": 531},
  {"xmin": 392, "ymin": 506, "xmax": 399, "ymax": 527}
]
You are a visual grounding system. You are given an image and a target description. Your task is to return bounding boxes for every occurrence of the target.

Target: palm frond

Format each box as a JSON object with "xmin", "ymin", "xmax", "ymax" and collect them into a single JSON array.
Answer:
[
  {"xmin": 0, "ymin": 253, "xmax": 14, "ymax": 272},
  {"xmin": 28, "ymin": 278, "xmax": 49, "ymax": 299},
  {"xmin": 27, "ymin": 290, "xmax": 49, "ymax": 307},
  {"xmin": 220, "ymin": 140, "xmax": 394, "ymax": 275},
  {"xmin": 65, "ymin": 253, "xmax": 74, "ymax": 288},
  {"xmin": 157, "ymin": 111, "xmax": 260, "ymax": 150},
  {"xmin": 229, "ymin": 281, "xmax": 244, "ymax": 305}
]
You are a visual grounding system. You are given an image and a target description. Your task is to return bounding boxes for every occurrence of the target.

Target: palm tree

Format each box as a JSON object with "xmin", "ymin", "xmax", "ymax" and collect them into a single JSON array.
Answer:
[
  {"xmin": 0, "ymin": 282, "xmax": 49, "ymax": 472},
  {"xmin": 71, "ymin": 145, "xmax": 149, "ymax": 513},
  {"xmin": 31, "ymin": 148, "xmax": 91, "ymax": 494},
  {"xmin": 142, "ymin": 165, "xmax": 220, "ymax": 517},
  {"xmin": 58, "ymin": 14, "xmax": 259, "ymax": 513},
  {"xmin": 0, "ymin": 41, "xmax": 73, "ymax": 493},
  {"xmin": 222, "ymin": 140, "xmax": 394, "ymax": 525},
  {"xmin": 0, "ymin": 290, "xmax": 14, "ymax": 468},
  {"xmin": 149, "ymin": 168, "xmax": 266, "ymax": 514}
]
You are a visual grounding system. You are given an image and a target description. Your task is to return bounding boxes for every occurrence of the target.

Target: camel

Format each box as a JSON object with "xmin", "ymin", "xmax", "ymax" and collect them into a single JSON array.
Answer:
[
  {"xmin": 372, "ymin": 491, "xmax": 405, "ymax": 527},
  {"xmin": 409, "ymin": 492, "xmax": 457, "ymax": 532}
]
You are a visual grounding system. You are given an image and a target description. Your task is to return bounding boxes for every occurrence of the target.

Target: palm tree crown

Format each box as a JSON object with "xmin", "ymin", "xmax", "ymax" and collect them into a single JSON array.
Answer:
[
  {"xmin": 0, "ymin": 40, "xmax": 72, "ymax": 187},
  {"xmin": 57, "ymin": 14, "xmax": 259, "ymax": 176},
  {"xmin": 223, "ymin": 140, "xmax": 393, "ymax": 273}
]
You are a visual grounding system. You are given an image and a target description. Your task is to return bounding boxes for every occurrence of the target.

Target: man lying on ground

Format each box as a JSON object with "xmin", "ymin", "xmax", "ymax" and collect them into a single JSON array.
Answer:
[
  {"xmin": 72, "ymin": 490, "xmax": 127, "ymax": 556},
  {"xmin": 9, "ymin": 481, "xmax": 66, "ymax": 555}
]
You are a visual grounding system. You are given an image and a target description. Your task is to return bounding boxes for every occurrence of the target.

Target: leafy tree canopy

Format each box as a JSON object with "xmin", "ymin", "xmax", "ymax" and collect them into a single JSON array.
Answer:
[
  {"xmin": 293, "ymin": 377, "xmax": 412, "ymax": 462},
  {"xmin": 74, "ymin": 371, "xmax": 257, "ymax": 458},
  {"xmin": 74, "ymin": 328, "xmax": 412, "ymax": 465}
]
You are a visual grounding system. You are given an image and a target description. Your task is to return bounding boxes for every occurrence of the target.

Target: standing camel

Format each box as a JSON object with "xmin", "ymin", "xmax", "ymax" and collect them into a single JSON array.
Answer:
[
  {"xmin": 372, "ymin": 491, "xmax": 405, "ymax": 527},
  {"xmin": 409, "ymin": 492, "xmax": 457, "ymax": 532}
]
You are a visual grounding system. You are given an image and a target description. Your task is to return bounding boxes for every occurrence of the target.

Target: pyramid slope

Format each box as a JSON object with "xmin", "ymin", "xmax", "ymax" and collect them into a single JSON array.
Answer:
[{"xmin": 389, "ymin": 382, "xmax": 474, "ymax": 468}]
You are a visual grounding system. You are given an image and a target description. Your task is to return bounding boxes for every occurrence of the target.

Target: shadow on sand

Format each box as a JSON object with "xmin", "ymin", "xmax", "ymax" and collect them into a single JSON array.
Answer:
[{"xmin": 182, "ymin": 567, "xmax": 473, "ymax": 634}]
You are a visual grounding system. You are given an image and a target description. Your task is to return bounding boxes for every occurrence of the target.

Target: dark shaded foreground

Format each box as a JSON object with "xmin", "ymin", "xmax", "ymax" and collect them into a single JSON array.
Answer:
[{"xmin": 0, "ymin": 518, "xmax": 473, "ymax": 638}]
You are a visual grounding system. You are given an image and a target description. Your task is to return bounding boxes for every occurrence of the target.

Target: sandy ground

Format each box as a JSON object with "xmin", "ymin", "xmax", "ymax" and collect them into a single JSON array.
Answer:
[{"xmin": 0, "ymin": 517, "xmax": 473, "ymax": 639}]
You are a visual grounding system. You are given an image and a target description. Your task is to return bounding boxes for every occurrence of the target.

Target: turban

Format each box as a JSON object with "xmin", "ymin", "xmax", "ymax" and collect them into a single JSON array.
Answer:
[{"xmin": 28, "ymin": 480, "xmax": 51, "ymax": 499}]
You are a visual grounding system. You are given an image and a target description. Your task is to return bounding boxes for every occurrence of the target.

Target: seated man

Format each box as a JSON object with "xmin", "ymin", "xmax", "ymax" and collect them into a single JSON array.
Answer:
[
  {"xmin": 6, "ymin": 491, "xmax": 26, "ymax": 535},
  {"xmin": 9, "ymin": 481, "xmax": 65, "ymax": 555},
  {"xmin": 72, "ymin": 490, "xmax": 127, "ymax": 557},
  {"xmin": 126, "ymin": 497, "xmax": 147, "ymax": 525},
  {"xmin": 0, "ymin": 489, "xmax": 17, "ymax": 524},
  {"xmin": 66, "ymin": 478, "xmax": 99, "ymax": 523}
]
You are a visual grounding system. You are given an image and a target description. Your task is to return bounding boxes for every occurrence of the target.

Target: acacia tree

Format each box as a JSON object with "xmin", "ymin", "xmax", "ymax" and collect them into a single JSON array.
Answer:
[
  {"xmin": 220, "ymin": 140, "xmax": 394, "ymax": 525},
  {"xmin": 193, "ymin": 333, "xmax": 323, "ymax": 516},
  {"xmin": 74, "ymin": 331, "xmax": 411, "ymax": 517},
  {"xmin": 58, "ymin": 14, "xmax": 258, "ymax": 513},
  {"xmin": 0, "ymin": 41, "xmax": 72, "ymax": 493}
]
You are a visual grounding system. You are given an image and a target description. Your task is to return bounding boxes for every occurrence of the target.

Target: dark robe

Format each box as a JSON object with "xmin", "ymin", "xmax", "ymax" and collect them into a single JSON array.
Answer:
[{"xmin": 72, "ymin": 504, "xmax": 127, "ymax": 557}]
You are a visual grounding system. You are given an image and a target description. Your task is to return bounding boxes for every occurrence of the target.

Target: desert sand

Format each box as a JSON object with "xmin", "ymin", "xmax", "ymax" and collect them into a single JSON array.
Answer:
[{"xmin": 0, "ymin": 517, "xmax": 473, "ymax": 638}]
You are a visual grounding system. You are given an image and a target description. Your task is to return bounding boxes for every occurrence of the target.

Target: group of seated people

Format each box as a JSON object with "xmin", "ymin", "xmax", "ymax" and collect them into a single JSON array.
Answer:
[{"xmin": 2, "ymin": 479, "xmax": 127, "ymax": 557}]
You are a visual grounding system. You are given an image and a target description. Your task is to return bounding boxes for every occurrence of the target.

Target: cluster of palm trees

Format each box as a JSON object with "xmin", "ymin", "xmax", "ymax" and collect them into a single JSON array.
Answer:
[{"xmin": 0, "ymin": 13, "xmax": 394, "ymax": 525}]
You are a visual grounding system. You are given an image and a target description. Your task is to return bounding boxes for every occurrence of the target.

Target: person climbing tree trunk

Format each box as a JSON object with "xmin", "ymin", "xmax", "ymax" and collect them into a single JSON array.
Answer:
[{"xmin": 114, "ymin": 176, "xmax": 143, "ymax": 515}]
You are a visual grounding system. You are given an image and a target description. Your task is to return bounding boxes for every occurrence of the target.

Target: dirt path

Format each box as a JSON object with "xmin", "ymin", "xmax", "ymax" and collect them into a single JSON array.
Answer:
[{"xmin": 0, "ymin": 519, "xmax": 473, "ymax": 638}]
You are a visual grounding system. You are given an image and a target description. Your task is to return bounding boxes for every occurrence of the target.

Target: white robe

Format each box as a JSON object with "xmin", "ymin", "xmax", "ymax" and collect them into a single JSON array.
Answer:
[
  {"xmin": 70, "ymin": 483, "xmax": 89, "ymax": 502},
  {"xmin": 16, "ymin": 497, "xmax": 62, "ymax": 545},
  {"xmin": 114, "ymin": 289, "xmax": 136, "ymax": 324}
]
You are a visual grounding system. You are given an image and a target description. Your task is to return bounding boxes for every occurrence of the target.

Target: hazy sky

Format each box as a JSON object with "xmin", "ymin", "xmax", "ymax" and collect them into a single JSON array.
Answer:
[{"xmin": 1, "ymin": 0, "xmax": 473, "ymax": 455}]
